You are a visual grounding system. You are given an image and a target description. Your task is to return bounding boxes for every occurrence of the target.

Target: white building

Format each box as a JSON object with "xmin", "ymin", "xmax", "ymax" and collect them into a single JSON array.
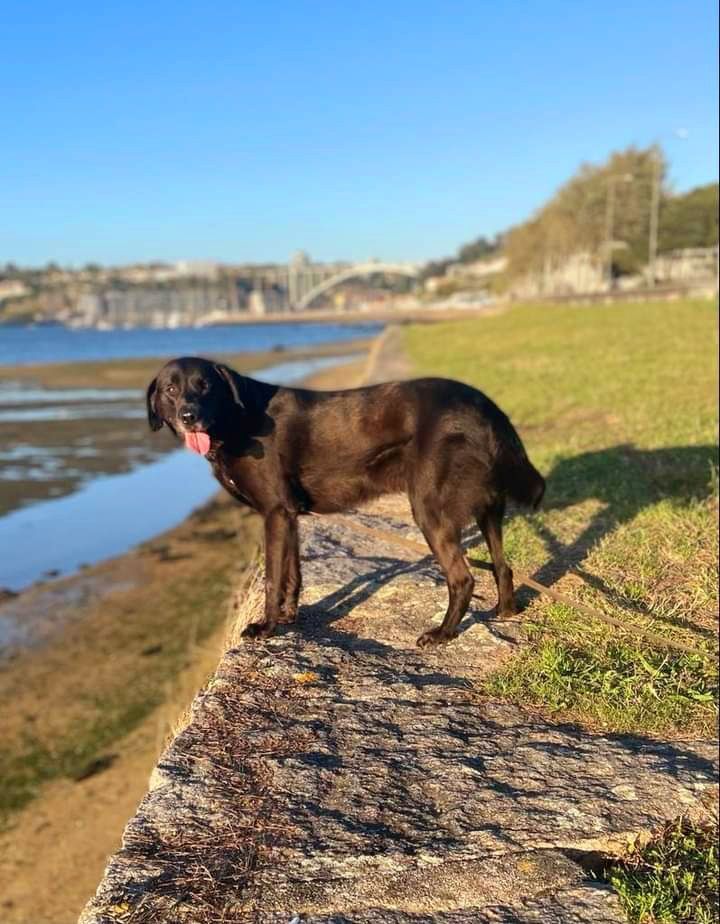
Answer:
[{"xmin": 0, "ymin": 280, "xmax": 30, "ymax": 301}]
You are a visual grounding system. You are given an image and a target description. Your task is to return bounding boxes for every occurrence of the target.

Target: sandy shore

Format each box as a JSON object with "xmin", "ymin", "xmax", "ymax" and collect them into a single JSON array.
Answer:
[
  {"xmin": 0, "ymin": 337, "xmax": 373, "ymax": 389},
  {"xmin": 0, "ymin": 350, "xmax": 370, "ymax": 924}
]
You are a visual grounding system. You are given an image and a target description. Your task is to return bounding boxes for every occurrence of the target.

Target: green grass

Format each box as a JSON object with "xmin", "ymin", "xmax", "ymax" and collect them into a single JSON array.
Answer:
[
  {"xmin": 404, "ymin": 299, "xmax": 718, "ymax": 737},
  {"xmin": 485, "ymin": 621, "xmax": 717, "ymax": 736},
  {"xmin": 607, "ymin": 817, "xmax": 719, "ymax": 923}
]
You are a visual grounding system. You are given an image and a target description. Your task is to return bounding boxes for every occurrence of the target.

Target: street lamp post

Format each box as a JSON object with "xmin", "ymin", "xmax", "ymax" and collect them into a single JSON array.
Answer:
[
  {"xmin": 647, "ymin": 151, "xmax": 662, "ymax": 288},
  {"xmin": 604, "ymin": 173, "xmax": 634, "ymax": 289}
]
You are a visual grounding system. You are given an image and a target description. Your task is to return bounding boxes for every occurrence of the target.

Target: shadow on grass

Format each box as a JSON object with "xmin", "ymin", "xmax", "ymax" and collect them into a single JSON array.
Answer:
[
  {"xmin": 299, "ymin": 443, "xmax": 717, "ymax": 647},
  {"xmin": 520, "ymin": 443, "xmax": 718, "ymax": 637}
]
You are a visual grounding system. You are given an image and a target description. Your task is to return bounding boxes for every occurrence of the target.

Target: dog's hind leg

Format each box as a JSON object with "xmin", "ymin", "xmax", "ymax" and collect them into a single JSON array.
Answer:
[
  {"xmin": 477, "ymin": 501, "xmax": 516, "ymax": 619},
  {"xmin": 278, "ymin": 515, "xmax": 301, "ymax": 625},
  {"xmin": 412, "ymin": 497, "xmax": 475, "ymax": 648}
]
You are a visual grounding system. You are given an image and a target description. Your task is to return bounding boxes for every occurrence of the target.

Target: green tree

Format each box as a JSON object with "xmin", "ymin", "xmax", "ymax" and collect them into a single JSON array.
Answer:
[
  {"xmin": 659, "ymin": 183, "xmax": 719, "ymax": 252},
  {"xmin": 503, "ymin": 145, "xmax": 666, "ymax": 282},
  {"xmin": 419, "ymin": 258, "xmax": 452, "ymax": 281},
  {"xmin": 457, "ymin": 234, "xmax": 503, "ymax": 263}
]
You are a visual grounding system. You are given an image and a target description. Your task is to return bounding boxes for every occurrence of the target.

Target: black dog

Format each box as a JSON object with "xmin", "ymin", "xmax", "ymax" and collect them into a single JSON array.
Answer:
[{"xmin": 147, "ymin": 356, "xmax": 544, "ymax": 647}]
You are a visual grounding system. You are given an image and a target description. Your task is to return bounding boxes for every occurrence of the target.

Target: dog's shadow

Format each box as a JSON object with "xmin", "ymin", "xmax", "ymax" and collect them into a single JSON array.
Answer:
[
  {"xmin": 300, "ymin": 443, "xmax": 717, "ymax": 643},
  {"xmin": 518, "ymin": 443, "xmax": 718, "ymax": 640},
  {"xmin": 299, "ymin": 535, "xmax": 520, "ymax": 648}
]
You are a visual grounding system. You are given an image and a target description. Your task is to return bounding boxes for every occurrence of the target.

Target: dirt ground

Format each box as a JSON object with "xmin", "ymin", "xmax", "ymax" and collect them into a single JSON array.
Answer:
[
  {"xmin": 0, "ymin": 356, "xmax": 367, "ymax": 924},
  {"xmin": 0, "ymin": 650, "xmax": 222, "ymax": 924}
]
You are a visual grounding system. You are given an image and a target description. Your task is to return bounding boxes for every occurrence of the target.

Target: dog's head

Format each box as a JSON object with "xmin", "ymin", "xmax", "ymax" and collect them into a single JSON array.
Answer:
[{"xmin": 146, "ymin": 356, "xmax": 244, "ymax": 455}]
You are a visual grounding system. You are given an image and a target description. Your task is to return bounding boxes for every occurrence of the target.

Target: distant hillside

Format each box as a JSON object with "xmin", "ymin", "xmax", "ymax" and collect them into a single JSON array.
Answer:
[{"xmin": 447, "ymin": 146, "xmax": 717, "ymax": 288}]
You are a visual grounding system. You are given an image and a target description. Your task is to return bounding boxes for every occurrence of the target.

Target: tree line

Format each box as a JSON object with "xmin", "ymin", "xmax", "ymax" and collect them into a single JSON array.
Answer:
[{"xmin": 443, "ymin": 146, "xmax": 717, "ymax": 285}]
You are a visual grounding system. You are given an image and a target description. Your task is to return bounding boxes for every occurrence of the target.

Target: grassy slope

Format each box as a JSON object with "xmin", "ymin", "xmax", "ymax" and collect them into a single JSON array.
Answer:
[{"xmin": 404, "ymin": 299, "xmax": 718, "ymax": 738}]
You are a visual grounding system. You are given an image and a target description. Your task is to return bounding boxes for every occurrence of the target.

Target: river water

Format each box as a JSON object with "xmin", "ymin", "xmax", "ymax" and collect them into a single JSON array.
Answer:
[
  {"xmin": 0, "ymin": 320, "xmax": 379, "ymax": 366},
  {"xmin": 0, "ymin": 322, "xmax": 379, "ymax": 591}
]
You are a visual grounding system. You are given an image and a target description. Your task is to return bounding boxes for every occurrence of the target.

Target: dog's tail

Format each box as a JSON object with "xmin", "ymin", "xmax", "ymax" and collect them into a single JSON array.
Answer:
[
  {"xmin": 504, "ymin": 455, "xmax": 545, "ymax": 510},
  {"xmin": 496, "ymin": 420, "xmax": 545, "ymax": 510}
]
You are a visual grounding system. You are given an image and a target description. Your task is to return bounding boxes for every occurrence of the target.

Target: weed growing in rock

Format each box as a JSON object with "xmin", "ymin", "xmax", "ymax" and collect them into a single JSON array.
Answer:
[{"xmin": 607, "ymin": 817, "xmax": 719, "ymax": 923}]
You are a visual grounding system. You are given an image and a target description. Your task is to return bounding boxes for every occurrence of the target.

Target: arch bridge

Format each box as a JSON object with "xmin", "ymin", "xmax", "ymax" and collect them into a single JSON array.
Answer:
[{"xmin": 294, "ymin": 261, "xmax": 420, "ymax": 310}]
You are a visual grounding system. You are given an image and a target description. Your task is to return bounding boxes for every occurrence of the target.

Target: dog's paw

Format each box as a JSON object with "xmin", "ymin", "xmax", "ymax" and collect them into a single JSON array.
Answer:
[
  {"xmin": 416, "ymin": 627, "xmax": 457, "ymax": 649},
  {"xmin": 241, "ymin": 621, "xmax": 277, "ymax": 641},
  {"xmin": 276, "ymin": 609, "xmax": 297, "ymax": 625},
  {"xmin": 494, "ymin": 602, "xmax": 518, "ymax": 620}
]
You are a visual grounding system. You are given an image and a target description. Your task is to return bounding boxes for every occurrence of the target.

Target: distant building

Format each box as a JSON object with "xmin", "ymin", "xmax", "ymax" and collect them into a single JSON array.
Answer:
[
  {"xmin": 508, "ymin": 245, "xmax": 719, "ymax": 298},
  {"xmin": 446, "ymin": 255, "xmax": 507, "ymax": 280},
  {"xmin": 0, "ymin": 279, "xmax": 30, "ymax": 301},
  {"xmin": 174, "ymin": 260, "xmax": 220, "ymax": 279},
  {"xmin": 71, "ymin": 282, "xmax": 238, "ymax": 328},
  {"xmin": 654, "ymin": 247, "xmax": 718, "ymax": 284},
  {"xmin": 248, "ymin": 287, "xmax": 286, "ymax": 315},
  {"xmin": 509, "ymin": 252, "xmax": 605, "ymax": 298},
  {"xmin": 116, "ymin": 265, "xmax": 180, "ymax": 284}
]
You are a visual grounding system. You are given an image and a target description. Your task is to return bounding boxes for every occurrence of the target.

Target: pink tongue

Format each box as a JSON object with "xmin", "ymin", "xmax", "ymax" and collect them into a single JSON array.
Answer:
[{"xmin": 184, "ymin": 431, "xmax": 211, "ymax": 456}]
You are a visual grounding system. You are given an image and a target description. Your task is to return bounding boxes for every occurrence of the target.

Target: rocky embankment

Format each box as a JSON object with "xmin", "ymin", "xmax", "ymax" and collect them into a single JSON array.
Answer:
[{"xmin": 80, "ymin": 330, "xmax": 718, "ymax": 924}]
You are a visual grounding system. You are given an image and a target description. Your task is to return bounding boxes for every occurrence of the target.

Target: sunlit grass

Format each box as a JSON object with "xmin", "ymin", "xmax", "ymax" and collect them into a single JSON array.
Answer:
[
  {"xmin": 484, "ymin": 607, "xmax": 717, "ymax": 736},
  {"xmin": 404, "ymin": 299, "xmax": 719, "ymax": 738},
  {"xmin": 607, "ymin": 817, "xmax": 719, "ymax": 923}
]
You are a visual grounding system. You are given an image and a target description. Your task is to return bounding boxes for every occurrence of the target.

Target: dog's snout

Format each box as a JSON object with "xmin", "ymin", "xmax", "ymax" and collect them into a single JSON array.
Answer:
[{"xmin": 180, "ymin": 408, "xmax": 197, "ymax": 426}]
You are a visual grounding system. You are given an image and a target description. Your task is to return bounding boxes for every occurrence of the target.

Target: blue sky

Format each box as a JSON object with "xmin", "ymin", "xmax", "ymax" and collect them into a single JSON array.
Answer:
[{"xmin": 2, "ymin": 0, "xmax": 717, "ymax": 266}]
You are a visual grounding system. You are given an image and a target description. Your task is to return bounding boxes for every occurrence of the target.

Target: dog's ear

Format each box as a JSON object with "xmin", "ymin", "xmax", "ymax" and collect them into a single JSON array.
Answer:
[
  {"xmin": 146, "ymin": 377, "xmax": 164, "ymax": 431},
  {"xmin": 214, "ymin": 363, "xmax": 245, "ymax": 410}
]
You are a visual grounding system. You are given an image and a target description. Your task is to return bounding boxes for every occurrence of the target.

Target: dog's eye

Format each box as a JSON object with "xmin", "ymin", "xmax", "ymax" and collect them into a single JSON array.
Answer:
[
  {"xmin": 196, "ymin": 379, "xmax": 208, "ymax": 393},
  {"xmin": 166, "ymin": 384, "xmax": 178, "ymax": 396}
]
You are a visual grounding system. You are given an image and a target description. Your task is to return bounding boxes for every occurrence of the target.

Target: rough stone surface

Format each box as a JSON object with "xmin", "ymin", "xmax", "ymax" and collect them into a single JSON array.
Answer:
[
  {"xmin": 80, "ymin": 332, "xmax": 718, "ymax": 923},
  {"xmin": 79, "ymin": 502, "xmax": 717, "ymax": 924}
]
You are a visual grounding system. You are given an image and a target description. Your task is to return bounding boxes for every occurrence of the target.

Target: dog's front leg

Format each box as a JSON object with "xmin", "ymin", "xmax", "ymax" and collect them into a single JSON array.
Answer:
[{"xmin": 243, "ymin": 507, "xmax": 293, "ymax": 640}]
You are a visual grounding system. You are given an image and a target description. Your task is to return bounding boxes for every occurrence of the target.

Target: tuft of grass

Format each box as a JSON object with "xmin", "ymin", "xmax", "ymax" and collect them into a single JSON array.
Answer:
[
  {"xmin": 484, "ymin": 620, "xmax": 718, "ymax": 736},
  {"xmin": 224, "ymin": 563, "xmax": 266, "ymax": 650},
  {"xmin": 607, "ymin": 817, "xmax": 719, "ymax": 923}
]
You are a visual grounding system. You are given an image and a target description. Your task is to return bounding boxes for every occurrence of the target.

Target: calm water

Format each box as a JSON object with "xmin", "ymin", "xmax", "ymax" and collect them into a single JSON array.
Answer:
[
  {"xmin": 0, "ymin": 450, "xmax": 214, "ymax": 593},
  {"xmin": 0, "ymin": 320, "xmax": 376, "ymax": 594},
  {"xmin": 0, "ymin": 321, "xmax": 381, "ymax": 365},
  {"xmin": 0, "ymin": 354, "xmax": 361, "ymax": 591}
]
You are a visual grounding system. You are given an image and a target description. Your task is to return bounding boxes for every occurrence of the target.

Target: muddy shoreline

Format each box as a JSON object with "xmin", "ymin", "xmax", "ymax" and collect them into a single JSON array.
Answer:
[
  {"xmin": 0, "ymin": 337, "xmax": 373, "ymax": 388},
  {"xmin": 0, "ymin": 339, "xmax": 372, "ymax": 523}
]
